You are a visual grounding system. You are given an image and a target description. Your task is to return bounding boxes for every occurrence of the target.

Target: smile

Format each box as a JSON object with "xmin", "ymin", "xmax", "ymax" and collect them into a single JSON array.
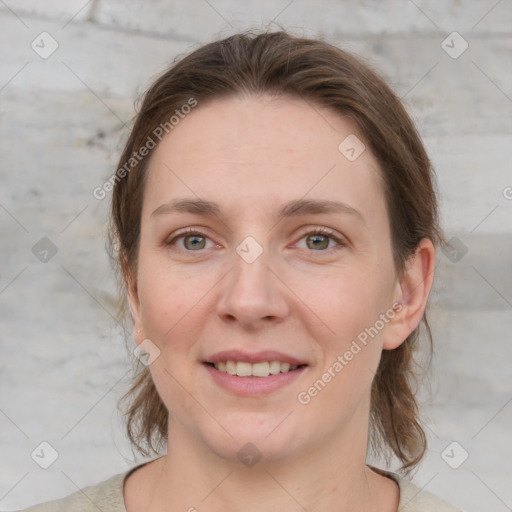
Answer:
[
  {"xmin": 203, "ymin": 361, "xmax": 308, "ymax": 396},
  {"xmin": 207, "ymin": 360, "xmax": 304, "ymax": 377}
]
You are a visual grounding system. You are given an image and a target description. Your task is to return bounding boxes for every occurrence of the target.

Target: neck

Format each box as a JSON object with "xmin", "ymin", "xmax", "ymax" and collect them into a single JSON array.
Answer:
[{"xmin": 134, "ymin": 401, "xmax": 398, "ymax": 512}]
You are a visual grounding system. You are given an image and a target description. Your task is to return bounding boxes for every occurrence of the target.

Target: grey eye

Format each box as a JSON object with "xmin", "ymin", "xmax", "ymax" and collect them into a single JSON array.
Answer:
[
  {"xmin": 305, "ymin": 234, "xmax": 330, "ymax": 250},
  {"xmin": 182, "ymin": 234, "xmax": 207, "ymax": 250}
]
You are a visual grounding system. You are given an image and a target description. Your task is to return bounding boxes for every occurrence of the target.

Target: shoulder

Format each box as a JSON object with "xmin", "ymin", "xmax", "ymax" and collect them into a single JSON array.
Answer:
[
  {"xmin": 15, "ymin": 472, "xmax": 128, "ymax": 512},
  {"xmin": 385, "ymin": 470, "xmax": 464, "ymax": 512}
]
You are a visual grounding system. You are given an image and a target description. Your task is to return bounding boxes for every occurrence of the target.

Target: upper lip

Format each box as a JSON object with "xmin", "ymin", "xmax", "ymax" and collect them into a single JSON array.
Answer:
[{"xmin": 205, "ymin": 350, "xmax": 307, "ymax": 366}]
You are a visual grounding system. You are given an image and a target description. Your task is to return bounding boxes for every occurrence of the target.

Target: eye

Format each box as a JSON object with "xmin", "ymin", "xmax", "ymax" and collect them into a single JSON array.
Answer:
[
  {"xmin": 167, "ymin": 228, "xmax": 216, "ymax": 251},
  {"xmin": 166, "ymin": 227, "xmax": 346, "ymax": 253},
  {"xmin": 295, "ymin": 227, "xmax": 345, "ymax": 252}
]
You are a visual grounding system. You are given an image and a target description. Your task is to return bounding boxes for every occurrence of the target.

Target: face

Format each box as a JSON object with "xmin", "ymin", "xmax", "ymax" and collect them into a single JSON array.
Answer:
[{"xmin": 129, "ymin": 94, "xmax": 404, "ymax": 464}]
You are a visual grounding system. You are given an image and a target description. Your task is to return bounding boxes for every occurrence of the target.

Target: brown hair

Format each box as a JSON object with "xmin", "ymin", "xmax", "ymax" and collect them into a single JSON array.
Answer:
[{"xmin": 109, "ymin": 30, "xmax": 442, "ymax": 473}]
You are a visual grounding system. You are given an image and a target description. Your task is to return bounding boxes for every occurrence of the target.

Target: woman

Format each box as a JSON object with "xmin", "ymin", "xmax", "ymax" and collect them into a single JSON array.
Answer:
[{"xmin": 21, "ymin": 30, "xmax": 462, "ymax": 511}]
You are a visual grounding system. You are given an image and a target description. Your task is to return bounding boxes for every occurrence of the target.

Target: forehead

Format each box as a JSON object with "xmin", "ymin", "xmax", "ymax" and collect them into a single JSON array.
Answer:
[{"xmin": 142, "ymin": 94, "xmax": 386, "ymax": 225}]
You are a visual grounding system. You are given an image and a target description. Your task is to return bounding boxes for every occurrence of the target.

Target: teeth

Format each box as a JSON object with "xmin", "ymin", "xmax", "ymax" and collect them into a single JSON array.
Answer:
[
  {"xmin": 212, "ymin": 360, "xmax": 300, "ymax": 377},
  {"xmin": 269, "ymin": 361, "xmax": 281, "ymax": 374},
  {"xmin": 225, "ymin": 361, "xmax": 236, "ymax": 375},
  {"xmin": 252, "ymin": 362, "xmax": 269, "ymax": 377},
  {"xmin": 236, "ymin": 361, "xmax": 252, "ymax": 377}
]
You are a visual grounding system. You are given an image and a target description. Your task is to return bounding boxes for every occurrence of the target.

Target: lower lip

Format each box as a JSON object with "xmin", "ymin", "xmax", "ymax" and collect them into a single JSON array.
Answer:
[{"xmin": 203, "ymin": 363, "xmax": 307, "ymax": 396}]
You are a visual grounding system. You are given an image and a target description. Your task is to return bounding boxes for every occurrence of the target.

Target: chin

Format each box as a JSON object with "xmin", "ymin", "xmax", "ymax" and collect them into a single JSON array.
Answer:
[{"xmin": 199, "ymin": 416, "xmax": 306, "ymax": 467}]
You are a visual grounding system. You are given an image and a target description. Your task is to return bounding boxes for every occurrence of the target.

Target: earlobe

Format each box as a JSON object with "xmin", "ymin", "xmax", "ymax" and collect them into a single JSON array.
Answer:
[
  {"xmin": 124, "ymin": 264, "xmax": 144, "ymax": 342},
  {"xmin": 128, "ymin": 288, "xmax": 145, "ymax": 344},
  {"xmin": 127, "ymin": 291, "xmax": 139, "ymax": 322},
  {"xmin": 383, "ymin": 238, "xmax": 436, "ymax": 350}
]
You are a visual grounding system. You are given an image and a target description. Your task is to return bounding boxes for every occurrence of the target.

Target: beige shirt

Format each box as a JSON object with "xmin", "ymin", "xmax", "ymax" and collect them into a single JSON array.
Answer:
[{"xmin": 19, "ymin": 464, "xmax": 463, "ymax": 512}]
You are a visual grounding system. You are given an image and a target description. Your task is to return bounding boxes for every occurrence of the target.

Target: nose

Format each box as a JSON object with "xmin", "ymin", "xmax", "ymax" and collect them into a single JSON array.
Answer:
[{"xmin": 215, "ymin": 245, "xmax": 290, "ymax": 330}]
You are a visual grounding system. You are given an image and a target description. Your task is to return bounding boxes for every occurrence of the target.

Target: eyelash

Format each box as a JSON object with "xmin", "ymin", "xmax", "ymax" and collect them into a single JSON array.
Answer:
[{"xmin": 166, "ymin": 227, "xmax": 346, "ymax": 253}]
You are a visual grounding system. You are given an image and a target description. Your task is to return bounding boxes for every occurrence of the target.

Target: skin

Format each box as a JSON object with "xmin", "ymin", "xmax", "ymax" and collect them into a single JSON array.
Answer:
[{"xmin": 124, "ymin": 94, "xmax": 435, "ymax": 511}]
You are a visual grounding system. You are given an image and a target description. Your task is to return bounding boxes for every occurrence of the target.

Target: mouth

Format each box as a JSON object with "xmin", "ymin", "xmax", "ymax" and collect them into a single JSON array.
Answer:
[
  {"xmin": 202, "ymin": 349, "xmax": 309, "ymax": 395},
  {"xmin": 204, "ymin": 360, "xmax": 308, "ymax": 378}
]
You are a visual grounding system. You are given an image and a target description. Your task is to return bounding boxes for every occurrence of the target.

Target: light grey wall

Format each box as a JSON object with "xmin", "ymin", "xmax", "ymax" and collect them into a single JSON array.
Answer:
[{"xmin": 1, "ymin": 1, "xmax": 511, "ymax": 510}]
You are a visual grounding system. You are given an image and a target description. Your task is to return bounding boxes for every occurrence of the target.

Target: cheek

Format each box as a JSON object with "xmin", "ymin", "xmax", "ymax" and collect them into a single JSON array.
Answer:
[
  {"xmin": 297, "ymin": 282, "xmax": 388, "ymax": 424},
  {"xmin": 297, "ymin": 264, "xmax": 395, "ymax": 394},
  {"xmin": 135, "ymin": 252, "xmax": 220, "ymax": 359},
  {"xmin": 299, "ymin": 265, "xmax": 393, "ymax": 339},
  {"xmin": 136, "ymin": 256, "xmax": 190, "ymax": 341},
  {"xmin": 138, "ymin": 278, "xmax": 178, "ymax": 340}
]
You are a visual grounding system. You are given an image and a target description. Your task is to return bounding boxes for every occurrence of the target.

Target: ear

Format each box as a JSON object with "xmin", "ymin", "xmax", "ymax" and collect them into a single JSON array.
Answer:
[
  {"xmin": 383, "ymin": 238, "xmax": 436, "ymax": 350},
  {"xmin": 122, "ymin": 254, "xmax": 144, "ymax": 344}
]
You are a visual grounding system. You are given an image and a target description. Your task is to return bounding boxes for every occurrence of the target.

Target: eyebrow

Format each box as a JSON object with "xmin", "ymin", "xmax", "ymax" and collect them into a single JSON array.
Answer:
[{"xmin": 151, "ymin": 197, "xmax": 365, "ymax": 223}]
